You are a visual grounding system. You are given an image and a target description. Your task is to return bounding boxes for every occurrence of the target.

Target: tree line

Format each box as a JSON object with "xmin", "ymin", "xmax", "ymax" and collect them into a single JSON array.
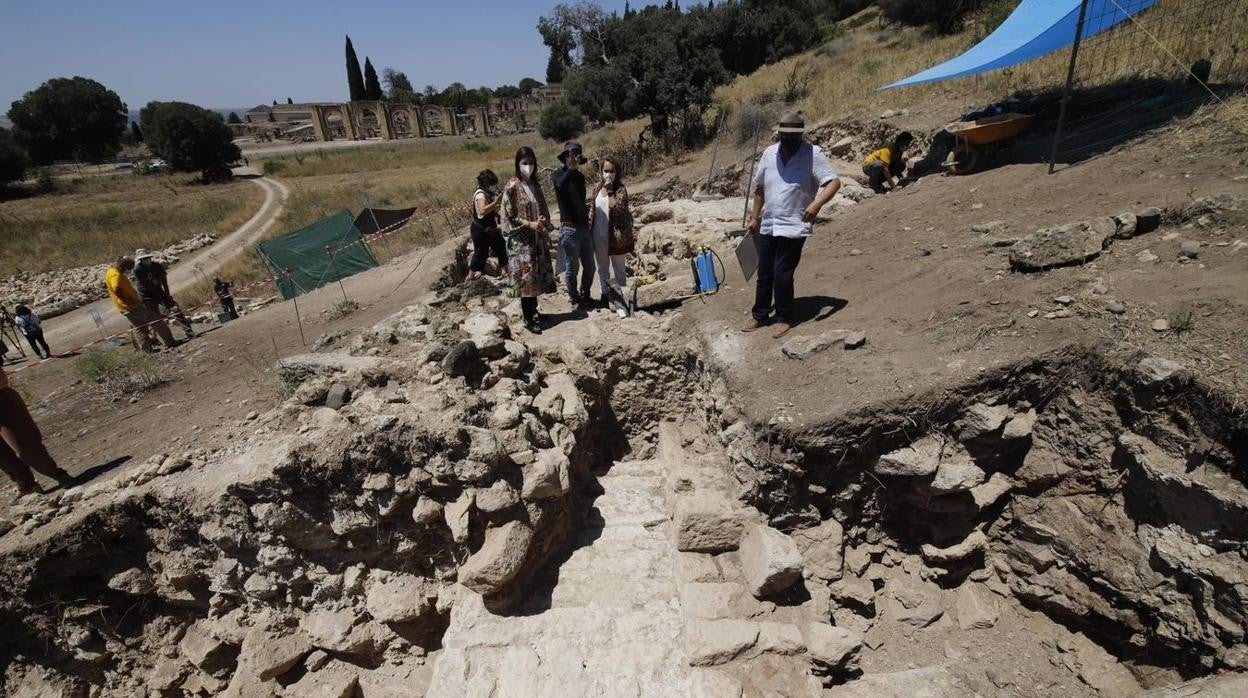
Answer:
[
  {"xmin": 2, "ymin": 76, "xmax": 240, "ymax": 187},
  {"xmin": 343, "ymin": 35, "xmax": 544, "ymax": 111},
  {"xmin": 537, "ymin": 0, "xmax": 1007, "ymax": 144}
]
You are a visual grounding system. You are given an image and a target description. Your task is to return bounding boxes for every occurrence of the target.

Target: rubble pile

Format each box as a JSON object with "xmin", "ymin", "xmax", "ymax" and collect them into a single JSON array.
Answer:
[
  {"xmin": 706, "ymin": 344, "xmax": 1248, "ymax": 680},
  {"xmin": 0, "ymin": 283, "xmax": 609, "ymax": 695},
  {"xmin": 2, "ymin": 233, "xmax": 217, "ymax": 319}
]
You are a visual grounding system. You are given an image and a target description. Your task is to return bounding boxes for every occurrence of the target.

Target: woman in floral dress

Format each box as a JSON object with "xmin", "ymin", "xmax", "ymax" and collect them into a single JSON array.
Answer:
[{"xmin": 501, "ymin": 146, "xmax": 556, "ymax": 332}]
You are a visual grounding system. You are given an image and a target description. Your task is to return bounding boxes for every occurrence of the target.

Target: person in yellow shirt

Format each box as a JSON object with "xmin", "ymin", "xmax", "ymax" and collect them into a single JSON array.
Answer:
[
  {"xmin": 862, "ymin": 131, "xmax": 914, "ymax": 194},
  {"xmin": 105, "ymin": 256, "xmax": 176, "ymax": 352}
]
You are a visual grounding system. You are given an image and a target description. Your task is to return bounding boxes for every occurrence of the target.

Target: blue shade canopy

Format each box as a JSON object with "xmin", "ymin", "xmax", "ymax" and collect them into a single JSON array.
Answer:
[{"xmin": 882, "ymin": 0, "xmax": 1158, "ymax": 89}]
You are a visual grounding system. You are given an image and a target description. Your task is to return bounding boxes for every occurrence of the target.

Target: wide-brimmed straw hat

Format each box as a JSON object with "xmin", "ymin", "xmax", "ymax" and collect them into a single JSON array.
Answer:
[{"xmin": 777, "ymin": 109, "xmax": 806, "ymax": 134}]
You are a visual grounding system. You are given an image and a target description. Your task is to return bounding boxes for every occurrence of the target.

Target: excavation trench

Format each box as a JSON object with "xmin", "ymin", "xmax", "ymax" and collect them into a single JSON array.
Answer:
[{"xmin": 1, "ymin": 302, "xmax": 1244, "ymax": 694}]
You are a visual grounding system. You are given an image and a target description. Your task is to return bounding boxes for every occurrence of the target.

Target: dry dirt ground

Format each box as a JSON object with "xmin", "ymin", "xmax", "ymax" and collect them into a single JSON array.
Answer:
[
  {"xmin": 0, "ymin": 112, "xmax": 1245, "ymax": 697},
  {"xmin": 689, "ymin": 134, "xmax": 1248, "ymax": 434}
]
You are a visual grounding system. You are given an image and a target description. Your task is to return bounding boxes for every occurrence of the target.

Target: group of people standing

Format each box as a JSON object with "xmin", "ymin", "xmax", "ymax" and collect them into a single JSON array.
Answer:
[
  {"xmin": 469, "ymin": 111, "xmax": 848, "ymax": 341},
  {"xmin": 103, "ymin": 250, "xmax": 239, "ymax": 352},
  {"xmin": 467, "ymin": 139, "xmax": 635, "ymax": 333}
]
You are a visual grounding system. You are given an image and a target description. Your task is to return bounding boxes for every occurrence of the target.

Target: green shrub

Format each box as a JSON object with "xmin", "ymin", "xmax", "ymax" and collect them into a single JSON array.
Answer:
[
  {"xmin": 76, "ymin": 346, "xmax": 166, "ymax": 399},
  {"xmin": 262, "ymin": 160, "xmax": 287, "ymax": 176},
  {"xmin": 734, "ymin": 104, "xmax": 772, "ymax": 145},
  {"xmin": 538, "ymin": 100, "xmax": 586, "ymax": 142},
  {"xmin": 461, "ymin": 142, "xmax": 492, "ymax": 154},
  {"xmin": 879, "ymin": 0, "xmax": 969, "ymax": 33},
  {"xmin": 1168, "ymin": 309, "xmax": 1195, "ymax": 335},
  {"xmin": 815, "ymin": 37, "xmax": 852, "ymax": 57},
  {"xmin": 326, "ymin": 298, "xmax": 360, "ymax": 321},
  {"xmin": 846, "ymin": 7, "xmax": 879, "ymax": 29}
]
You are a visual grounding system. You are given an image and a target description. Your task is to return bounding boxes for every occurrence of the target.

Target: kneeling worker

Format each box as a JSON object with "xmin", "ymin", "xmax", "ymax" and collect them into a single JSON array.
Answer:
[{"xmin": 862, "ymin": 131, "xmax": 914, "ymax": 194}]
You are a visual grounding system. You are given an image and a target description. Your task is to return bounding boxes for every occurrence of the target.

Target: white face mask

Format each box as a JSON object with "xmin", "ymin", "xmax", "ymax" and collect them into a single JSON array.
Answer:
[
  {"xmin": 520, "ymin": 164, "xmax": 534, "ymax": 178},
  {"xmin": 603, "ymin": 172, "xmax": 616, "ymax": 183}
]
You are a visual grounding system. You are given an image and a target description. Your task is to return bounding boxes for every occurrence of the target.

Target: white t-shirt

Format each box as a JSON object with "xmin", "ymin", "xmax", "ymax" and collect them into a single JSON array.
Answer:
[
  {"xmin": 752, "ymin": 142, "xmax": 838, "ymax": 239},
  {"xmin": 592, "ymin": 189, "xmax": 610, "ymax": 238}
]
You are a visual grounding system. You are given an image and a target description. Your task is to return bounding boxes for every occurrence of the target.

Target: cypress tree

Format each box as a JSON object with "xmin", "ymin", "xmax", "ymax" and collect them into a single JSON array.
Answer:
[
  {"xmin": 345, "ymin": 35, "xmax": 366, "ymax": 101},
  {"xmin": 363, "ymin": 58, "xmax": 383, "ymax": 101}
]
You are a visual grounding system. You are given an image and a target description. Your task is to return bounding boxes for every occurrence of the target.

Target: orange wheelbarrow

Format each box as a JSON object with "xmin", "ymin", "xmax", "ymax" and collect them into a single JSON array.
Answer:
[{"xmin": 944, "ymin": 113, "xmax": 1033, "ymax": 175}]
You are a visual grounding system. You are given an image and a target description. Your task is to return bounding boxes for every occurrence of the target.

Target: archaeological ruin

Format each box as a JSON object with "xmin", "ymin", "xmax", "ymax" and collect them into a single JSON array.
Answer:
[{"xmin": 237, "ymin": 85, "xmax": 564, "ymax": 143}]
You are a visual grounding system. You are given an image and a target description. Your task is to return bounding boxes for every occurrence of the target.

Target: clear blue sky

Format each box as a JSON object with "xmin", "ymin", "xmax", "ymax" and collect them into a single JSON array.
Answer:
[{"xmin": 0, "ymin": 0, "xmax": 631, "ymax": 112}]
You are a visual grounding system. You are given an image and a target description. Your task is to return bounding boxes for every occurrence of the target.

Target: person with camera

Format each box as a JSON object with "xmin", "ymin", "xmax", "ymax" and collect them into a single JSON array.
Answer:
[{"xmin": 468, "ymin": 169, "xmax": 508, "ymax": 280}]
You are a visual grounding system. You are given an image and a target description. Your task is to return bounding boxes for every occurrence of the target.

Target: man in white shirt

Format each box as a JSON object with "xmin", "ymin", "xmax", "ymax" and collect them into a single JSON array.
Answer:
[{"xmin": 743, "ymin": 110, "xmax": 841, "ymax": 338}]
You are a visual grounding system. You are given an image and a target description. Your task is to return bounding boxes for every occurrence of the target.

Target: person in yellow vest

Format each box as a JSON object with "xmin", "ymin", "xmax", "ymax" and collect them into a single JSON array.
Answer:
[
  {"xmin": 862, "ymin": 131, "xmax": 914, "ymax": 194},
  {"xmin": 105, "ymin": 256, "xmax": 177, "ymax": 352},
  {"xmin": 0, "ymin": 367, "xmax": 72, "ymax": 495}
]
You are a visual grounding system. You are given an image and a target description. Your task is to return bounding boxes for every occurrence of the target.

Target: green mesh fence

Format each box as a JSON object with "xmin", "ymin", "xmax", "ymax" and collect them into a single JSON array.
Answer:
[{"xmin": 257, "ymin": 209, "xmax": 378, "ymax": 300}]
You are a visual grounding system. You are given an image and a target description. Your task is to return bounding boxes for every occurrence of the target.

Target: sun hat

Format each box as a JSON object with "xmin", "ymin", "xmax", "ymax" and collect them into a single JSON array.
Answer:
[
  {"xmin": 777, "ymin": 109, "xmax": 806, "ymax": 134},
  {"xmin": 558, "ymin": 139, "xmax": 587, "ymax": 164},
  {"xmin": 134, "ymin": 248, "xmax": 154, "ymax": 261}
]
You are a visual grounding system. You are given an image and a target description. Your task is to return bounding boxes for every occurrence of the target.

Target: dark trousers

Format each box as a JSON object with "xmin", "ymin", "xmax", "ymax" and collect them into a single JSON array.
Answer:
[
  {"xmin": 469, "ymin": 223, "xmax": 508, "ymax": 274},
  {"xmin": 145, "ymin": 298, "xmax": 193, "ymax": 336},
  {"xmin": 520, "ymin": 296, "xmax": 539, "ymax": 323},
  {"xmin": 559, "ymin": 224, "xmax": 595, "ymax": 302},
  {"xmin": 24, "ymin": 331, "xmax": 51, "ymax": 359},
  {"xmin": 220, "ymin": 297, "xmax": 239, "ymax": 320},
  {"xmin": 0, "ymin": 387, "xmax": 69, "ymax": 493},
  {"xmin": 752, "ymin": 234, "xmax": 806, "ymax": 324}
]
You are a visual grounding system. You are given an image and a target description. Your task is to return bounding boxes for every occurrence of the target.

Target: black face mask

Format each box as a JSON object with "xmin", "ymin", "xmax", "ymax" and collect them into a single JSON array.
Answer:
[{"xmin": 780, "ymin": 135, "xmax": 803, "ymax": 154}]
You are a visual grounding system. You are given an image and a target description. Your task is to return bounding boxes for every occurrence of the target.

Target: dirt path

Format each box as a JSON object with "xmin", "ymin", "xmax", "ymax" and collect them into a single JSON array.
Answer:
[{"xmin": 39, "ymin": 176, "xmax": 289, "ymax": 351}]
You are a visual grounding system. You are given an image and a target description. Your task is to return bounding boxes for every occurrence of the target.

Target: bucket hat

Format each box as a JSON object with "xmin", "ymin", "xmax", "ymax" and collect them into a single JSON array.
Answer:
[{"xmin": 558, "ymin": 139, "xmax": 587, "ymax": 165}]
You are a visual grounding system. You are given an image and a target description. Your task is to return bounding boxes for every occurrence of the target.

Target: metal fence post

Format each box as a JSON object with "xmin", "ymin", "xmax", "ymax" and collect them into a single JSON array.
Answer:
[{"xmin": 1049, "ymin": 0, "xmax": 1092, "ymax": 174}]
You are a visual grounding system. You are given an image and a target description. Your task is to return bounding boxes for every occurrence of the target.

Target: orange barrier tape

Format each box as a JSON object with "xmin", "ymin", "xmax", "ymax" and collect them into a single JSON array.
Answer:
[{"xmin": 5, "ymin": 203, "xmax": 473, "ymax": 377}]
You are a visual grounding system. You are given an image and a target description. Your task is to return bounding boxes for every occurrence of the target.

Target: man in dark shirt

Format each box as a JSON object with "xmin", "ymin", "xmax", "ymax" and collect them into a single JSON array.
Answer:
[
  {"xmin": 551, "ymin": 140, "xmax": 596, "ymax": 307},
  {"xmin": 214, "ymin": 277, "xmax": 239, "ymax": 320},
  {"xmin": 133, "ymin": 249, "xmax": 194, "ymax": 338}
]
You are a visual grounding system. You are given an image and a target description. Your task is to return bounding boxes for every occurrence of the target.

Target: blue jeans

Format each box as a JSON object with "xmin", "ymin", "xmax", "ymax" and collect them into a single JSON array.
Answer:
[{"xmin": 559, "ymin": 224, "xmax": 595, "ymax": 302}]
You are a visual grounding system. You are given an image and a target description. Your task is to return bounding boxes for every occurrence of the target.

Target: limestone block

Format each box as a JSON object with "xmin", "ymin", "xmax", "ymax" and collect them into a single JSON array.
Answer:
[
  {"xmin": 875, "ymin": 435, "xmax": 952, "ymax": 478},
  {"xmin": 444, "ymin": 490, "xmax": 475, "ymax": 544},
  {"xmin": 674, "ymin": 493, "xmax": 745, "ymax": 553},
  {"xmin": 179, "ymin": 620, "xmax": 234, "ymax": 675},
  {"xmin": 236, "ymin": 627, "xmax": 313, "ymax": 681},
  {"xmin": 791, "ymin": 518, "xmax": 845, "ymax": 582},
  {"xmin": 458, "ymin": 521, "xmax": 535, "ymax": 596},
  {"xmin": 365, "ymin": 573, "xmax": 434, "ymax": 624},
  {"xmin": 412, "ymin": 497, "xmax": 444, "ymax": 526},
  {"xmin": 955, "ymin": 584, "xmax": 998, "ymax": 630},
  {"xmin": 685, "ymin": 619, "xmax": 760, "ymax": 666},
  {"xmin": 679, "ymin": 582, "xmax": 739, "ymax": 619},
  {"xmin": 921, "ymin": 530, "xmax": 987, "ymax": 565},
  {"xmin": 1002, "ymin": 409, "xmax": 1037, "ymax": 440},
  {"xmin": 521, "ymin": 449, "xmax": 571, "ymax": 501},
  {"xmin": 757, "ymin": 622, "xmax": 806, "ymax": 655},
  {"xmin": 802, "ymin": 624, "xmax": 862, "ymax": 678},
  {"xmin": 1009, "ymin": 218, "xmax": 1115, "ymax": 272},
  {"xmin": 958, "ymin": 402, "xmax": 1009, "ymax": 440},
  {"xmin": 929, "ymin": 459, "xmax": 987, "ymax": 494},
  {"xmin": 689, "ymin": 669, "xmax": 744, "ymax": 698},
  {"xmin": 474, "ymin": 480, "xmax": 520, "ymax": 514},
  {"xmin": 739, "ymin": 524, "xmax": 804, "ymax": 597}
]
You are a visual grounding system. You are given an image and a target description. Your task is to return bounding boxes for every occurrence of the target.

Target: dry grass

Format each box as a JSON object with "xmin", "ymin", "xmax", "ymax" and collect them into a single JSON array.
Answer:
[
  {"xmin": 0, "ymin": 174, "xmax": 264, "ymax": 278},
  {"xmin": 714, "ymin": 0, "xmax": 1245, "ymax": 127}
]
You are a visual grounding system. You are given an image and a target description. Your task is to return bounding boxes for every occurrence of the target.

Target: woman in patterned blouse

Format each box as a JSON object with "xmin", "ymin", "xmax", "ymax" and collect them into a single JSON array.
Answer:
[{"xmin": 501, "ymin": 146, "xmax": 557, "ymax": 333}]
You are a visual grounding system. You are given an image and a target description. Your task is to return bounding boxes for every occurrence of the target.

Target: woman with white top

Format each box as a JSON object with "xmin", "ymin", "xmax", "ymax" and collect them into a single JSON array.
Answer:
[
  {"xmin": 501, "ymin": 147, "xmax": 556, "ymax": 332},
  {"xmin": 587, "ymin": 155, "xmax": 634, "ymax": 306}
]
